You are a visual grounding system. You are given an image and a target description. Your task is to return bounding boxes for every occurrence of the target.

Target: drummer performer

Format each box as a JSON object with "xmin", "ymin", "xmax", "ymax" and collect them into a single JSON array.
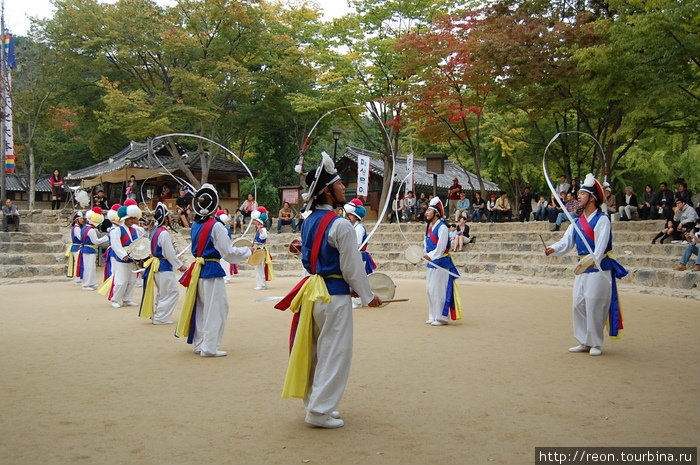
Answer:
[
  {"xmin": 423, "ymin": 196, "xmax": 462, "ymax": 326},
  {"xmin": 76, "ymin": 208, "xmax": 109, "ymax": 290},
  {"xmin": 67, "ymin": 212, "xmax": 85, "ymax": 285},
  {"xmin": 176, "ymin": 183, "xmax": 253, "ymax": 357},
  {"xmin": 343, "ymin": 198, "xmax": 376, "ymax": 308},
  {"xmin": 251, "ymin": 207, "xmax": 274, "ymax": 290},
  {"xmin": 545, "ymin": 173, "xmax": 627, "ymax": 356},
  {"xmin": 108, "ymin": 200, "xmax": 145, "ymax": 308},
  {"xmin": 139, "ymin": 203, "xmax": 187, "ymax": 325},
  {"xmin": 274, "ymin": 152, "xmax": 381, "ymax": 429}
]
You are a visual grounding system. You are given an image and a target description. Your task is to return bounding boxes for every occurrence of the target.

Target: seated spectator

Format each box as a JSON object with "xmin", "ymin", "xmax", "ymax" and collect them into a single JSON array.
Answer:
[
  {"xmin": 93, "ymin": 190, "xmax": 109, "ymax": 210},
  {"xmin": 495, "ymin": 192, "xmax": 512, "ymax": 222},
  {"xmin": 657, "ymin": 182, "xmax": 674, "ymax": 221},
  {"xmin": 2, "ymin": 198, "xmax": 20, "ymax": 232},
  {"xmin": 403, "ymin": 191, "xmax": 417, "ymax": 222},
  {"xmin": 556, "ymin": 175, "xmax": 570, "ymax": 195},
  {"xmin": 452, "ymin": 216, "xmax": 471, "ymax": 252},
  {"xmin": 601, "ymin": 187, "xmax": 617, "ymax": 218},
  {"xmin": 568, "ymin": 178, "xmax": 579, "ymax": 196},
  {"xmin": 454, "ymin": 191, "xmax": 471, "ymax": 221},
  {"xmin": 675, "ymin": 181, "xmax": 692, "ymax": 205},
  {"xmin": 448, "ymin": 223, "xmax": 458, "ymax": 248},
  {"xmin": 486, "ymin": 193, "xmax": 498, "ymax": 223},
  {"xmin": 639, "ymin": 184, "xmax": 658, "ymax": 220},
  {"xmin": 239, "ymin": 193, "xmax": 258, "ymax": 221},
  {"xmin": 534, "ymin": 195, "xmax": 549, "ymax": 221},
  {"xmin": 518, "ymin": 187, "xmax": 533, "ymax": 222},
  {"xmin": 674, "ymin": 219, "xmax": 700, "ymax": 271},
  {"xmin": 175, "ymin": 188, "xmax": 193, "ymax": 228},
  {"xmin": 471, "ymin": 192, "xmax": 485, "ymax": 223},
  {"xmin": 551, "ymin": 192, "xmax": 579, "ymax": 231},
  {"xmin": 277, "ymin": 201, "xmax": 297, "ymax": 233},
  {"xmin": 416, "ymin": 195, "xmax": 428, "ymax": 222},
  {"xmin": 232, "ymin": 209, "xmax": 244, "ymax": 234},
  {"xmin": 546, "ymin": 193, "xmax": 562, "ymax": 223},
  {"xmin": 161, "ymin": 184, "xmax": 172, "ymax": 201},
  {"xmin": 619, "ymin": 186, "xmax": 638, "ymax": 221},
  {"xmin": 671, "ymin": 197, "xmax": 699, "ymax": 241},
  {"xmin": 390, "ymin": 195, "xmax": 404, "ymax": 223}
]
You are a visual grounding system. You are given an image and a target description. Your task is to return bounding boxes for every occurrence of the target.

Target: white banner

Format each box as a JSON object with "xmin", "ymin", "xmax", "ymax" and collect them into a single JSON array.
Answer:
[
  {"xmin": 357, "ymin": 154, "xmax": 370, "ymax": 197},
  {"xmin": 406, "ymin": 153, "xmax": 414, "ymax": 192}
]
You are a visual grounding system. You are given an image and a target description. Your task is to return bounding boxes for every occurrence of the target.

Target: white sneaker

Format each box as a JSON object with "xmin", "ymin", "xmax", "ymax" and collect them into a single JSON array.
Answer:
[
  {"xmin": 330, "ymin": 411, "xmax": 341, "ymax": 419},
  {"xmin": 431, "ymin": 320, "xmax": 447, "ymax": 326},
  {"xmin": 123, "ymin": 301, "xmax": 139, "ymax": 307},
  {"xmin": 425, "ymin": 319, "xmax": 434, "ymax": 324},
  {"xmin": 589, "ymin": 346, "xmax": 602, "ymax": 356},
  {"xmin": 82, "ymin": 286, "xmax": 96, "ymax": 291},
  {"xmin": 305, "ymin": 412, "xmax": 344, "ymax": 429},
  {"xmin": 569, "ymin": 344, "xmax": 589, "ymax": 353},
  {"xmin": 152, "ymin": 320, "xmax": 174, "ymax": 325},
  {"xmin": 200, "ymin": 350, "xmax": 227, "ymax": 357},
  {"xmin": 223, "ymin": 278, "xmax": 231, "ymax": 284},
  {"xmin": 253, "ymin": 286, "xmax": 267, "ymax": 290},
  {"xmin": 110, "ymin": 302, "xmax": 121, "ymax": 308}
]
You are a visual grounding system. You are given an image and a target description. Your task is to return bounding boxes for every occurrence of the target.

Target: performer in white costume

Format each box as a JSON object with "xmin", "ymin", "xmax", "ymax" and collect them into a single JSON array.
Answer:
[
  {"xmin": 175, "ymin": 184, "xmax": 252, "ymax": 357},
  {"xmin": 214, "ymin": 210, "xmax": 238, "ymax": 283},
  {"xmin": 109, "ymin": 200, "xmax": 145, "ymax": 308},
  {"xmin": 423, "ymin": 197, "xmax": 462, "ymax": 326},
  {"xmin": 139, "ymin": 203, "xmax": 187, "ymax": 325},
  {"xmin": 343, "ymin": 198, "xmax": 376, "ymax": 308},
  {"xmin": 546, "ymin": 173, "xmax": 626, "ymax": 356},
  {"xmin": 251, "ymin": 207, "xmax": 274, "ymax": 290},
  {"xmin": 67, "ymin": 212, "xmax": 85, "ymax": 285},
  {"xmin": 78, "ymin": 208, "xmax": 109, "ymax": 290},
  {"xmin": 274, "ymin": 152, "xmax": 381, "ymax": 429}
]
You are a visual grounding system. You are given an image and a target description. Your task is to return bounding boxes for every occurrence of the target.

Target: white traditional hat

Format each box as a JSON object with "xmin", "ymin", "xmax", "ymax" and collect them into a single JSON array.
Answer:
[
  {"xmin": 192, "ymin": 183, "xmax": 219, "ymax": 217},
  {"xmin": 154, "ymin": 202, "xmax": 169, "ymax": 227},
  {"xmin": 427, "ymin": 196, "xmax": 445, "ymax": 217},
  {"xmin": 580, "ymin": 173, "xmax": 605, "ymax": 203},
  {"xmin": 302, "ymin": 151, "xmax": 340, "ymax": 204}
]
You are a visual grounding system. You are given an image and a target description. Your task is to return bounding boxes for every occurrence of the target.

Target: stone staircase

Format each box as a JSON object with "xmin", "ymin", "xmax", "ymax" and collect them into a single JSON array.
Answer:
[{"xmin": 2, "ymin": 211, "xmax": 698, "ymax": 299}]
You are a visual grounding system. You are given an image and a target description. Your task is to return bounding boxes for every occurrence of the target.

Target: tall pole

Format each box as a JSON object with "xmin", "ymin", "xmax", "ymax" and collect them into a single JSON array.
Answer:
[{"xmin": 0, "ymin": 0, "xmax": 6, "ymax": 202}]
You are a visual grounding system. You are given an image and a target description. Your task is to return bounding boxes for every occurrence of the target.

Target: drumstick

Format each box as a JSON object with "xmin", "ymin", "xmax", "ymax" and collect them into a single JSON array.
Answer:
[
  {"xmin": 538, "ymin": 234, "xmax": 547, "ymax": 251},
  {"xmin": 382, "ymin": 299, "xmax": 409, "ymax": 303}
]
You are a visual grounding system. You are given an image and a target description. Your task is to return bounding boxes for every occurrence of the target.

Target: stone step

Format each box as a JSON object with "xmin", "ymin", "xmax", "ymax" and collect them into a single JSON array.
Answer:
[
  {"xmin": 0, "ymin": 253, "xmax": 67, "ymax": 266},
  {"xmin": 0, "ymin": 242, "xmax": 66, "ymax": 254},
  {"xmin": 0, "ymin": 231, "xmax": 64, "ymax": 243},
  {"xmin": 0, "ymin": 264, "xmax": 67, "ymax": 279}
]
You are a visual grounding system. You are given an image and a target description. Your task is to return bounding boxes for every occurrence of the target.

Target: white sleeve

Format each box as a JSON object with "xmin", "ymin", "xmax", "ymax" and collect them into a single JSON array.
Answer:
[
  {"xmin": 426, "ymin": 223, "xmax": 449, "ymax": 260},
  {"xmin": 549, "ymin": 224, "xmax": 576, "ymax": 256},
  {"xmin": 88, "ymin": 228, "xmax": 109, "ymax": 246},
  {"xmin": 592, "ymin": 214, "xmax": 611, "ymax": 263},
  {"xmin": 328, "ymin": 218, "xmax": 374, "ymax": 305},
  {"xmin": 158, "ymin": 230, "xmax": 183, "ymax": 269},
  {"xmin": 257, "ymin": 227, "xmax": 268, "ymax": 241},
  {"xmin": 73, "ymin": 227, "xmax": 81, "ymax": 241},
  {"xmin": 355, "ymin": 223, "xmax": 365, "ymax": 246},
  {"xmin": 212, "ymin": 222, "xmax": 251, "ymax": 264}
]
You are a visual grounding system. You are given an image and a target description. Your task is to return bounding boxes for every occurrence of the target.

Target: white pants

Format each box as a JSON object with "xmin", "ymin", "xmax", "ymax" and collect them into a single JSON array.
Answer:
[
  {"xmin": 426, "ymin": 267, "xmax": 450, "ymax": 322},
  {"xmin": 153, "ymin": 271, "xmax": 179, "ymax": 323},
  {"xmin": 112, "ymin": 260, "xmax": 138, "ymax": 304},
  {"xmin": 72, "ymin": 251, "xmax": 82, "ymax": 284},
  {"xmin": 81, "ymin": 253, "xmax": 97, "ymax": 288},
  {"xmin": 572, "ymin": 271, "xmax": 612, "ymax": 348},
  {"xmin": 304, "ymin": 294, "xmax": 353, "ymax": 416},
  {"xmin": 620, "ymin": 205, "xmax": 637, "ymax": 220},
  {"xmin": 255, "ymin": 263, "xmax": 266, "ymax": 287},
  {"xmin": 193, "ymin": 278, "xmax": 229, "ymax": 355},
  {"xmin": 221, "ymin": 258, "xmax": 231, "ymax": 281}
]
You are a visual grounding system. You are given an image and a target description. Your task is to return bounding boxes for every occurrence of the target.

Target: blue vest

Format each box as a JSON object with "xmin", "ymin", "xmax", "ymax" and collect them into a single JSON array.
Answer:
[
  {"xmin": 301, "ymin": 209, "xmax": 349, "ymax": 295},
  {"xmin": 150, "ymin": 227, "xmax": 173, "ymax": 272},
  {"xmin": 80, "ymin": 225, "xmax": 98, "ymax": 254},
  {"xmin": 191, "ymin": 218, "xmax": 224, "ymax": 279},
  {"xmin": 70, "ymin": 225, "xmax": 82, "ymax": 252},
  {"xmin": 114, "ymin": 226, "xmax": 137, "ymax": 263},
  {"xmin": 574, "ymin": 211, "xmax": 613, "ymax": 272},
  {"xmin": 425, "ymin": 220, "xmax": 452, "ymax": 269},
  {"xmin": 254, "ymin": 228, "xmax": 267, "ymax": 245}
]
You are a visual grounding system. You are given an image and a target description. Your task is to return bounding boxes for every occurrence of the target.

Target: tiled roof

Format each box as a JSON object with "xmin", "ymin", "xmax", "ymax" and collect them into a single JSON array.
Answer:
[
  {"xmin": 342, "ymin": 146, "xmax": 500, "ymax": 191},
  {"xmin": 65, "ymin": 140, "xmax": 253, "ymax": 181},
  {"xmin": 4, "ymin": 173, "xmax": 52, "ymax": 192}
]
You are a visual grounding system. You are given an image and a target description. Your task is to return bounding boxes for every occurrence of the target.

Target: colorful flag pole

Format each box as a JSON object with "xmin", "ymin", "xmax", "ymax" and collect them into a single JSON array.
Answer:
[{"xmin": 2, "ymin": 32, "xmax": 15, "ymax": 174}]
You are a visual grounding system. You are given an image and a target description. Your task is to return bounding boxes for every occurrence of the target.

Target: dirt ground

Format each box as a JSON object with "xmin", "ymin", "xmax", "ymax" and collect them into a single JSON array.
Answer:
[{"xmin": 1, "ymin": 276, "xmax": 698, "ymax": 465}]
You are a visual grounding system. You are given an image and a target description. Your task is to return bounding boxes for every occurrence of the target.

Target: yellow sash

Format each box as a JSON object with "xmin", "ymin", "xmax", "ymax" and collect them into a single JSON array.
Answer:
[
  {"xmin": 265, "ymin": 249, "xmax": 275, "ymax": 281},
  {"xmin": 175, "ymin": 258, "xmax": 219, "ymax": 339},
  {"xmin": 282, "ymin": 274, "xmax": 331, "ymax": 399},
  {"xmin": 138, "ymin": 257, "xmax": 160, "ymax": 320},
  {"xmin": 453, "ymin": 281, "xmax": 463, "ymax": 320},
  {"xmin": 65, "ymin": 245, "xmax": 74, "ymax": 277},
  {"xmin": 96, "ymin": 275, "xmax": 113, "ymax": 296}
]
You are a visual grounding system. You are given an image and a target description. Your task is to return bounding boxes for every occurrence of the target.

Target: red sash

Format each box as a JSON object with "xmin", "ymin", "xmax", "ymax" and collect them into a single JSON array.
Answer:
[
  {"xmin": 179, "ymin": 218, "xmax": 217, "ymax": 287},
  {"xmin": 75, "ymin": 226, "xmax": 94, "ymax": 277},
  {"xmin": 151, "ymin": 227, "xmax": 166, "ymax": 255},
  {"xmin": 578, "ymin": 214, "xmax": 595, "ymax": 242},
  {"xmin": 428, "ymin": 222, "xmax": 449, "ymax": 253}
]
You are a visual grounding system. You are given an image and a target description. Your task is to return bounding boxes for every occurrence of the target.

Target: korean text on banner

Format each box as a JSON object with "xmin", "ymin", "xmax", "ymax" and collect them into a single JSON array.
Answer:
[
  {"xmin": 406, "ymin": 154, "xmax": 414, "ymax": 192},
  {"xmin": 357, "ymin": 154, "xmax": 370, "ymax": 196}
]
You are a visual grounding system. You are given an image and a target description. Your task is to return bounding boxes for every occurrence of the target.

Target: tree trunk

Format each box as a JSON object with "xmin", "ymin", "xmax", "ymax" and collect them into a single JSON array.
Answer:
[{"xmin": 164, "ymin": 137, "xmax": 201, "ymax": 189}]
